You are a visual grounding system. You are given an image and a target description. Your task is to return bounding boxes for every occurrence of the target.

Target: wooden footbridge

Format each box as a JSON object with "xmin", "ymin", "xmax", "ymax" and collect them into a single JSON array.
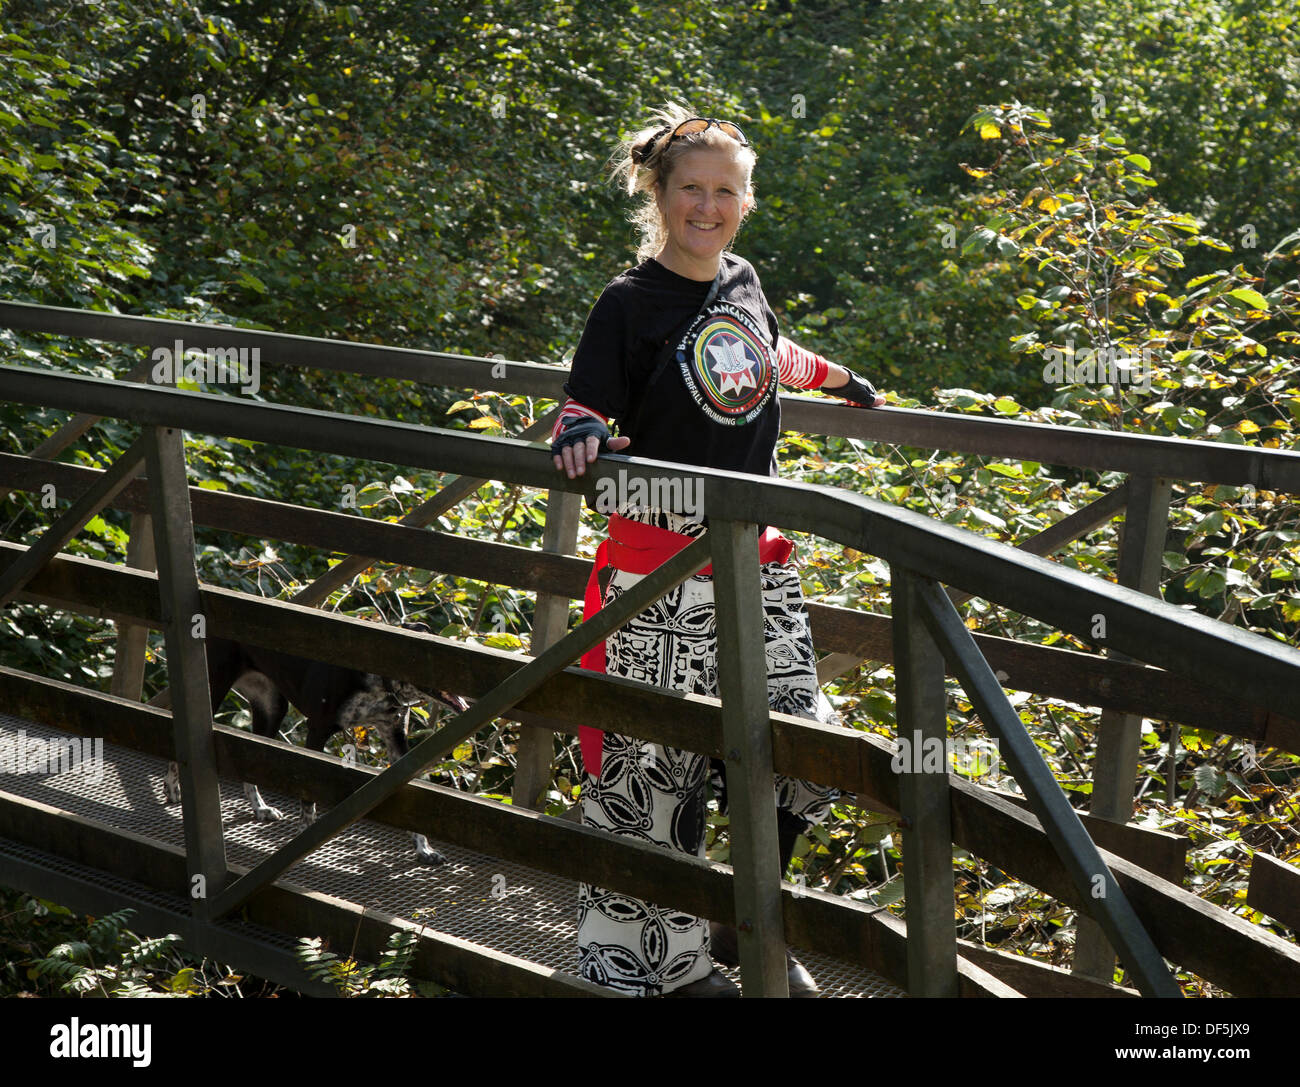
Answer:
[{"xmin": 2, "ymin": 301, "xmax": 1299, "ymax": 997}]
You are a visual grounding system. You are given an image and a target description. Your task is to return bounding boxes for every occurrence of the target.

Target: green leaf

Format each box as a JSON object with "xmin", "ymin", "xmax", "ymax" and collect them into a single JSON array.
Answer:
[
  {"xmin": 483, "ymin": 631, "xmax": 522, "ymax": 650},
  {"xmin": 1226, "ymin": 287, "xmax": 1268, "ymax": 310},
  {"xmin": 1193, "ymin": 764, "xmax": 1226, "ymax": 797}
]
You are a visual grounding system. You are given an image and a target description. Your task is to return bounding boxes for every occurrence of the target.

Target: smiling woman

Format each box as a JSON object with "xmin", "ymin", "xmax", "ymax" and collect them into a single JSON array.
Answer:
[{"xmin": 549, "ymin": 103, "xmax": 885, "ymax": 998}]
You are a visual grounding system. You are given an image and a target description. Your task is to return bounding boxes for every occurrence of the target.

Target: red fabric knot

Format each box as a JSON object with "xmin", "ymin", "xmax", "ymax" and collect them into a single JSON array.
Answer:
[{"xmin": 577, "ymin": 513, "xmax": 794, "ymax": 775}]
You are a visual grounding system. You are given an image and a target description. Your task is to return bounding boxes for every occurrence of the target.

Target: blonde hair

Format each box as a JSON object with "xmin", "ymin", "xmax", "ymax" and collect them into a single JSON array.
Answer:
[{"xmin": 610, "ymin": 103, "xmax": 757, "ymax": 262}]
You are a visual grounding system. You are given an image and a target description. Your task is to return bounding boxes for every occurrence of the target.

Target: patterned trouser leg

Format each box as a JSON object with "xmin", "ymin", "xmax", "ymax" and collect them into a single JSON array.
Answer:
[{"xmin": 576, "ymin": 552, "xmax": 840, "ymax": 996}]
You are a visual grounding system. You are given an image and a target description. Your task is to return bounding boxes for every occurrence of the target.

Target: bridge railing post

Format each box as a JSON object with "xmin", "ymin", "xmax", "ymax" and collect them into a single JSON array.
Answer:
[
  {"xmin": 144, "ymin": 425, "xmax": 228, "ymax": 918},
  {"xmin": 712, "ymin": 516, "xmax": 788, "ymax": 997},
  {"xmin": 511, "ymin": 488, "xmax": 581, "ymax": 810},
  {"xmin": 890, "ymin": 566, "xmax": 959, "ymax": 996},
  {"xmin": 1074, "ymin": 473, "xmax": 1173, "ymax": 983},
  {"xmin": 110, "ymin": 362, "xmax": 168, "ymax": 702}
]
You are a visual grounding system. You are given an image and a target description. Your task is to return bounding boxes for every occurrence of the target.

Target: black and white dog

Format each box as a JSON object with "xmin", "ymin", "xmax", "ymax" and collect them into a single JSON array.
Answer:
[{"xmin": 163, "ymin": 626, "xmax": 468, "ymax": 866}]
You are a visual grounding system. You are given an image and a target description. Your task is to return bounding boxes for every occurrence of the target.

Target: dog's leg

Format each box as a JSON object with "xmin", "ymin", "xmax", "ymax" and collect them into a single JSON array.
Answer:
[
  {"xmin": 412, "ymin": 833, "xmax": 445, "ymax": 866},
  {"xmin": 243, "ymin": 781, "xmax": 285, "ymax": 822},
  {"xmin": 164, "ymin": 761, "xmax": 181, "ymax": 803},
  {"xmin": 238, "ymin": 671, "xmax": 289, "ymax": 821},
  {"xmin": 368, "ymin": 701, "xmax": 447, "ymax": 866}
]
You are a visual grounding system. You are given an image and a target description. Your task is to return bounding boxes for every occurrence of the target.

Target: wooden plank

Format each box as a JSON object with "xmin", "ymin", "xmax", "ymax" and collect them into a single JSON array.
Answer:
[
  {"xmin": 993, "ymin": 793, "xmax": 1188, "ymax": 885},
  {"xmin": 0, "ymin": 301, "xmax": 571, "ymax": 397},
  {"xmin": 143, "ymin": 426, "xmax": 228, "ymax": 910},
  {"xmin": 0, "ymin": 837, "xmax": 335, "ymax": 997},
  {"xmin": 109, "ymin": 510, "xmax": 154, "ymax": 701},
  {"xmin": 1246, "ymin": 852, "xmax": 1300, "ymax": 931},
  {"xmin": 512, "ymin": 488, "xmax": 580, "ymax": 810},
  {"xmin": 26, "ymin": 356, "xmax": 157, "ymax": 461},
  {"xmin": 891, "ymin": 568, "xmax": 958, "ymax": 996},
  {"xmin": 0, "ymin": 434, "xmax": 147, "ymax": 608},
  {"xmin": 1077, "ymin": 475, "xmax": 1173, "ymax": 982},
  {"xmin": 956, "ymin": 940, "xmax": 1138, "ymax": 998},
  {"xmin": 262, "ymin": 887, "xmax": 621, "ymax": 998},
  {"xmin": 713, "ymin": 518, "xmax": 788, "ymax": 997},
  {"xmin": 781, "ymin": 396, "xmax": 1300, "ymax": 490},
  {"xmin": 0, "ymin": 454, "xmax": 592, "ymax": 600},
  {"xmin": 6, "ymin": 302, "xmax": 1300, "ymax": 488}
]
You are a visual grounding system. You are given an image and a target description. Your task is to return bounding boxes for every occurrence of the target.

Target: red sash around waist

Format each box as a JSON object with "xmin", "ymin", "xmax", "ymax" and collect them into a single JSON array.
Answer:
[{"xmin": 578, "ymin": 513, "xmax": 794, "ymax": 775}]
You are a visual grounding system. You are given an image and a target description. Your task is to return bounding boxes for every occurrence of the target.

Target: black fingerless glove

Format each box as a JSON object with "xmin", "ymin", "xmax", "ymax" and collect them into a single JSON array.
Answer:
[
  {"xmin": 838, "ymin": 370, "xmax": 880, "ymax": 408},
  {"xmin": 550, "ymin": 415, "xmax": 612, "ymax": 458}
]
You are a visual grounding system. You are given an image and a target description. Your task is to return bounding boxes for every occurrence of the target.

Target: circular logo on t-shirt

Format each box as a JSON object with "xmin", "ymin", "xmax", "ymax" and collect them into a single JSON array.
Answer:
[{"xmin": 677, "ymin": 302, "xmax": 775, "ymax": 426}]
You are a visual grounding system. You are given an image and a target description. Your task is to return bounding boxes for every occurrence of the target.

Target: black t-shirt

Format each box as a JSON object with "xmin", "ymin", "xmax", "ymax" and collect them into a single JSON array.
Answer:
[{"xmin": 564, "ymin": 253, "xmax": 783, "ymax": 477}]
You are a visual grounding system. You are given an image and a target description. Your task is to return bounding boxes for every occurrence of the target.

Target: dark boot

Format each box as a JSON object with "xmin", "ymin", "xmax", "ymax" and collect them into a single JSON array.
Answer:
[
  {"xmin": 707, "ymin": 809, "xmax": 820, "ymax": 996},
  {"xmin": 707, "ymin": 922, "xmax": 820, "ymax": 997},
  {"xmin": 663, "ymin": 969, "xmax": 740, "ymax": 997}
]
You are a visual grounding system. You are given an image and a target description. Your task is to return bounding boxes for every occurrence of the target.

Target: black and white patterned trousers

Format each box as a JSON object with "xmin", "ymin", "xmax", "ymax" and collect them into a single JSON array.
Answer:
[{"xmin": 576, "ymin": 515, "xmax": 839, "ymax": 996}]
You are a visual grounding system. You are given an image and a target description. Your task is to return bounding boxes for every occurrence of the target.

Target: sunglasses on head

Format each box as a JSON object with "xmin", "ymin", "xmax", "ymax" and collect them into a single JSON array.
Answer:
[{"xmin": 635, "ymin": 117, "xmax": 750, "ymax": 164}]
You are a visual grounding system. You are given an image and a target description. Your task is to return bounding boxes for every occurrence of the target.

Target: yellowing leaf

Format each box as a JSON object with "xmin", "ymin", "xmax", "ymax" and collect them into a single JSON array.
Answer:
[
  {"xmin": 1236, "ymin": 419, "xmax": 1261, "ymax": 434},
  {"xmin": 978, "ymin": 121, "xmax": 1001, "ymax": 140},
  {"xmin": 1038, "ymin": 196, "xmax": 1060, "ymax": 212},
  {"xmin": 468, "ymin": 415, "xmax": 501, "ymax": 430}
]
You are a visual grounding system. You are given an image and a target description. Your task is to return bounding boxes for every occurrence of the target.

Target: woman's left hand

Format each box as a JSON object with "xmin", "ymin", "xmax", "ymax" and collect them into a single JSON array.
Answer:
[{"xmin": 822, "ymin": 363, "xmax": 885, "ymax": 408}]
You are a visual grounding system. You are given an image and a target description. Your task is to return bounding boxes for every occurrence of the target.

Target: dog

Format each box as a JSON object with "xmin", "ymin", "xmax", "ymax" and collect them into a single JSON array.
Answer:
[{"xmin": 163, "ymin": 624, "xmax": 469, "ymax": 866}]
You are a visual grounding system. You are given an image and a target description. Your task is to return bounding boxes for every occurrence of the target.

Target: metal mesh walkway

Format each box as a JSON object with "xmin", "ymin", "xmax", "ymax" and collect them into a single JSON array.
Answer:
[{"xmin": 0, "ymin": 712, "xmax": 905, "ymax": 997}]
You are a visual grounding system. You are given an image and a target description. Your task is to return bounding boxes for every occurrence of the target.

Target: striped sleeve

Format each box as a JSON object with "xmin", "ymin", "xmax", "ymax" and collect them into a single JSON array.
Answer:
[
  {"xmin": 775, "ymin": 337, "xmax": 830, "ymax": 389},
  {"xmin": 551, "ymin": 398, "xmax": 609, "ymax": 443}
]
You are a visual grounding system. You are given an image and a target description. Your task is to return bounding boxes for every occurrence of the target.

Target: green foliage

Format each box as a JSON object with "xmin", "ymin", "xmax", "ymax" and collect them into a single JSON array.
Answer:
[
  {"xmin": 958, "ymin": 101, "xmax": 1300, "ymax": 639},
  {"xmin": 18, "ymin": 901, "xmax": 188, "ymax": 996},
  {"xmin": 2, "ymin": 0, "xmax": 1298, "ymax": 993},
  {"xmin": 296, "ymin": 929, "xmax": 440, "ymax": 997},
  {"xmin": 0, "ymin": 889, "xmax": 286, "ymax": 997}
]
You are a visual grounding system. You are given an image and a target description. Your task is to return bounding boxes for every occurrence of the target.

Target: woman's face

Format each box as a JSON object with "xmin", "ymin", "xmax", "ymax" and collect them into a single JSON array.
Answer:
[{"xmin": 655, "ymin": 146, "xmax": 752, "ymax": 279}]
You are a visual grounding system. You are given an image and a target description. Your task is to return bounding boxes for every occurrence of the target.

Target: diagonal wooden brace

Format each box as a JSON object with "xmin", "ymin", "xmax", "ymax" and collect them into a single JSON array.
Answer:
[
  {"xmin": 912, "ymin": 575, "xmax": 1182, "ymax": 998},
  {"xmin": 0, "ymin": 433, "xmax": 149, "ymax": 609}
]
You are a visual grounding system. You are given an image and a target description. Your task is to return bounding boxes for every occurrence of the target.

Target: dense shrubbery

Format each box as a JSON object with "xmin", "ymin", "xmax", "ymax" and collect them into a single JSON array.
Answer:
[{"xmin": 2, "ymin": 0, "xmax": 1297, "ymax": 994}]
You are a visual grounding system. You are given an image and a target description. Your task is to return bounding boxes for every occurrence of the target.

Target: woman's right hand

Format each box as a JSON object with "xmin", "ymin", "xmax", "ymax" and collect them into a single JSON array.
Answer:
[{"xmin": 553, "ymin": 433, "xmax": 631, "ymax": 479}]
